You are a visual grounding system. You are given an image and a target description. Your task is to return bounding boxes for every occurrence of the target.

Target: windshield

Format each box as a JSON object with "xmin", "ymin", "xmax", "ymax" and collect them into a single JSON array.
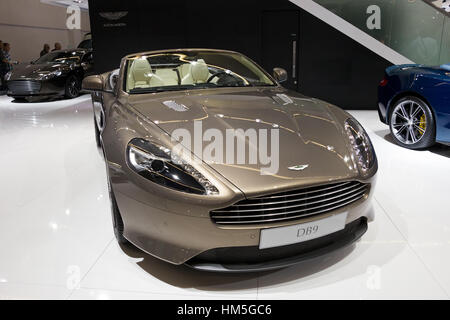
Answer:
[
  {"xmin": 78, "ymin": 39, "xmax": 92, "ymax": 49},
  {"xmin": 124, "ymin": 51, "xmax": 276, "ymax": 94},
  {"xmin": 35, "ymin": 51, "xmax": 83, "ymax": 64}
]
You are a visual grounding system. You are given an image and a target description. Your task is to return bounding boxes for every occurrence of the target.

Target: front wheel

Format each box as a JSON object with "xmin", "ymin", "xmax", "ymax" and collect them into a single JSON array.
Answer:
[
  {"xmin": 108, "ymin": 181, "xmax": 130, "ymax": 245},
  {"xmin": 94, "ymin": 115, "xmax": 102, "ymax": 148},
  {"xmin": 104, "ymin": 158, "xmax": 129, "ymax": 245},
  {"xmin": 65, "ymin": 75, "xmax": 81, "ymax": 99},
  {"xmin": 389, "ymin": 96, "xmax": 435, "ymax": 149}
]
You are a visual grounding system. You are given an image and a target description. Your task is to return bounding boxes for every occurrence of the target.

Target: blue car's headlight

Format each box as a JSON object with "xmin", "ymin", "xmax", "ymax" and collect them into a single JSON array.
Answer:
[
  {"xmin": 344, "ymin": 118, "xmax": 376, "ymax": 175},
  {"xmin": 127, "ymin": 138, "xmax": 219, "ymax": 195}
]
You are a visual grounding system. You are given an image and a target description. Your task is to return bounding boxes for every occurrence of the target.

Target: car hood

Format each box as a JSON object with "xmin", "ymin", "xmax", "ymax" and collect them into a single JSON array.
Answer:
[
  {"xmin": 126, "ymin": 87, "xmax": 358, "ymax": 196},
  {"xmin": 440, "ymin": 63, "xmax": 450, "ymax": 71},
  {"xmin": 386, "ymin": 63, "xmax": 450, "ymax": 78},
  {"xmin": 9, "ymin": 63, "xmax": 67, "ymax": 80}
]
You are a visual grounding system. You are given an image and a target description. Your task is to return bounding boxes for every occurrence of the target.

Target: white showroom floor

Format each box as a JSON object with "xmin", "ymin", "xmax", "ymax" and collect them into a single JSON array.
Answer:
[{"xmin": 0, "ymin": 94, "xmax": 449, "ymax": 300}]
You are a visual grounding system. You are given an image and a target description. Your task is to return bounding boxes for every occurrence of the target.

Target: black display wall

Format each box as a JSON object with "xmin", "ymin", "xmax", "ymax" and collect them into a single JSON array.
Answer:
[{"xmin": 88, "ymin": 0, "xmax": 391, "ymax": 110}]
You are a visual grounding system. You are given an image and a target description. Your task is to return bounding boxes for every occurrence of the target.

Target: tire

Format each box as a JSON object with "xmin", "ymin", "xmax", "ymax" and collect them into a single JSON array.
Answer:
[
  {"xmin": 103, "ymin": 139, "xmax": 128, "ymax": 245},
  {"xmin": 389, "ymin": 96, "xmax": 435, "ymax": 150},
  {"xmin": 94, "ymin": 116, "xmax": 102, "ymax": 148},
  {"xmin": 109, "ymin": 182, "xmax": 130, "ymax": 245},
  {"xmin": 65, "ymin": 75, "xmax": 81, "ymax": 99}
]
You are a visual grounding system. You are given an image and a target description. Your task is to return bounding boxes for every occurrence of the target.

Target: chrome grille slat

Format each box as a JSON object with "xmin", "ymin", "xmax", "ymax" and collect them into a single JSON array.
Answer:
[
  {"xmin": 215, "ymin": 194, "xmax": 365, "ymax": 225},
  {"xmin": 213, "ymin": 189, "xmax": 366, "ymax": 219},
  {"xmin": 217, "ymin": 184, "xmax": 366, "ymax": 212},
  {"xmin": 247, "ymin": 181, "xmax": 351, "ymax": 201},
  {"xmin": 7, "ymin": 80, "xmax": 41, "ymax": 94},
  {"xmin": 210, "ymin": 181, "xmax": 369, "ymax": 226}
]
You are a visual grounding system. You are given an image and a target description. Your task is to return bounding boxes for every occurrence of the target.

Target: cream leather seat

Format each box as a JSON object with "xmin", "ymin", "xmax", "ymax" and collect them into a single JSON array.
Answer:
[
  {"xmin": 179, "ymin": 63, "xmax": 192, "ymax": 85},
  {"xmin": 128, "ymin": 58, "xmax": 213, "ymax": 90},
  {"xmin": 128, "ymin": 59, "xmax": 152, "ymax": 89},
  {"xmin": 127, "ymin": 59, "xmax": 172, "ymax": 89},
  {"xmin": 180, "ymin": 59, "xmax": 211, "ymax": 85},
  {"xmin": 154, "ymin": 69, "xmax": 179, "ymax": 86}
]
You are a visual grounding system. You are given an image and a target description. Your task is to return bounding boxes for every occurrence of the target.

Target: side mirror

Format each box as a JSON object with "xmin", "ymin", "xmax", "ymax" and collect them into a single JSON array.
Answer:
[
  {"xmin": 273, "ymin": 67, "xmax": 288, "ymax": 83},
  {"xmin": 82, "ymin": 75, "xmax": 104, "ymax": 91},
  {"xmin": 108, "ymin": 69, "xmax": 120, "ymax": 92}
]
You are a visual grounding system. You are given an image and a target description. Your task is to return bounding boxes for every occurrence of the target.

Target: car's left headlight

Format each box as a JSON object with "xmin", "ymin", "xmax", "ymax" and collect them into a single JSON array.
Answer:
[
  {"xmin": 127, "ymin": 138, "xmax": 219, "ymax": 195},
  {"xmin": 344, "ymin": 118, "xmax": 376, "ymax": 175},
  {"xmin": 37, "ymin": 70, "xmax": 62, "ymax": 80}
]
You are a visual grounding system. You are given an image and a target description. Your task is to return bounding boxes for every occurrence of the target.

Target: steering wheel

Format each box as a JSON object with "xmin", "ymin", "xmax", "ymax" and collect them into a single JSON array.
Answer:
[
  {"xmin": 207, "ymin": 71, "xmax": 228, "ymax": 83},
  {"xmin": 207, "ymin": 71, "xmax": 246, "ymax": 87}
]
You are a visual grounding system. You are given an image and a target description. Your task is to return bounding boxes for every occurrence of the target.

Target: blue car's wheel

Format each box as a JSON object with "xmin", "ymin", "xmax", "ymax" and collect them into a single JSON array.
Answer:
[{"xmin": 389, "ymin": 96, "xmax": 435, "ymax": 149}]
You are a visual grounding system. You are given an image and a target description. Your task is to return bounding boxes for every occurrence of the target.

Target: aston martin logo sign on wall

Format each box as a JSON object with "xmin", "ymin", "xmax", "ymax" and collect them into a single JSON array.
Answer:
[
  {"xmin": 99, "ymin": 11, "xmax": 128, "ymax": 21},
  {"xmin": 99, "ymin": 11, "xmax": 128, "ymax": 28}
]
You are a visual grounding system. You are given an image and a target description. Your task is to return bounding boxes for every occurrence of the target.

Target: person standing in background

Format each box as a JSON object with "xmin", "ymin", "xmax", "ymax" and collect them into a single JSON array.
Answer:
[
  {"xmin": 2, "ymin": 43, "xmax": 14, "ymax": 69},
  {"xmin": 52, "ymin": 42, "xmax": 62, "ymax": 51},
  {"xmin": 0, "ymin": 40, "xmax": 4, "ymax": 91},
  {"xmin": 0, "ymin": 43, "xmax": 12, "ymax": 91},
  {"xmin": 40, "ymin": 44, "xmax": 50, "ymax": 57}
]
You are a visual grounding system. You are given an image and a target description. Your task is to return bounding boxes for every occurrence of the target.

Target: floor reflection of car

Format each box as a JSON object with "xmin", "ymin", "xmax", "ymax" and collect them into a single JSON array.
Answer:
[
  {"xmin": 5, "ymin": 49, "xmax": 94, "ymax": 101},
  {"xmin": 83, "ymin": 49, "xmax": 377, "ymax": 272},
  {"xmin": 378, "ymin": 63, "xmax": 450, "ymax": 149}
]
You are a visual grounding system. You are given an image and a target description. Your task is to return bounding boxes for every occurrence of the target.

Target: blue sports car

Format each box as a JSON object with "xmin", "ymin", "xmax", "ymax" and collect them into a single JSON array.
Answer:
[{"xmin": 378, "ymin": 63, "xmax": 450, "ymax": 149}]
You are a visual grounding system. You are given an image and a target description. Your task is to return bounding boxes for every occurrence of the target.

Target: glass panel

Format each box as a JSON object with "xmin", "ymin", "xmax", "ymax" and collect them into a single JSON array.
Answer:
[
  {"xmin": 389, "ymin": 1, "xmax": 444, "ymax": 65},
  {"xmin": 440, "ymin": 17, "xmax": 450, "ymax": 64},
  {"xmin": 314, "ymin": 0, "xmax": 449, "ymax": 65}
]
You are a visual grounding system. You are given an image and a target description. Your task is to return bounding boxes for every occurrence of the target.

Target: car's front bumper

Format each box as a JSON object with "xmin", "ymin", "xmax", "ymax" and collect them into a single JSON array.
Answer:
[
  {"xmin": 185, "ymin": 217, "xmax": 368, "ymax": 272},
  {"xmin": 7, "ymin": 78, "xmax": 65, "ymax": 98},
  {"xmin": 377, "ymin": 86, "xmax": 389, "ymax": 124},
  {"xmin": 377, "ymin": 82, "xmax": 397, "ymax": 125},
  {"xmin": 112, "ymin": 164, "xmax": 376, "ymax": 270}
]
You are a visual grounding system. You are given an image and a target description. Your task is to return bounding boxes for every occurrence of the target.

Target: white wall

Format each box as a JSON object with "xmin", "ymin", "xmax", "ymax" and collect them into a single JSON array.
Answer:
[{"xmin": 0, "ymin": 0, "xmax": 90, "ymax": 63}]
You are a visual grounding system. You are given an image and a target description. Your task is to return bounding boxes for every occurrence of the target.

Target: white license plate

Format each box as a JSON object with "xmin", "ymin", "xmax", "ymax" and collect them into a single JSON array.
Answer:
[{"xmin": 259, "ymin": 212, "xmax": 348, "ymax": 249}]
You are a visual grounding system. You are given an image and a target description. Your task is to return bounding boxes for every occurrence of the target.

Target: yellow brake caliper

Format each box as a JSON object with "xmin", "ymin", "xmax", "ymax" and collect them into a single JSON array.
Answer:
[{"xmin": 418, "ymin": 114, "xmax": 426, "ymax": 136}]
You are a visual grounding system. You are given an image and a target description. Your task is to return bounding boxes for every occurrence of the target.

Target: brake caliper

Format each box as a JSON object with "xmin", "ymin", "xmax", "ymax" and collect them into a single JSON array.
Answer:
[{"xmin": 419, "ymin": 114, "xmax": 427, "ymax": 135}]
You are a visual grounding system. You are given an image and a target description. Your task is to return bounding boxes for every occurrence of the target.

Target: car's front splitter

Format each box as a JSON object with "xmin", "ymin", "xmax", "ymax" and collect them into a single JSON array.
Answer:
[{"xmin": 184, "ymin": 217, "xmax": 367, "ymax": 273}]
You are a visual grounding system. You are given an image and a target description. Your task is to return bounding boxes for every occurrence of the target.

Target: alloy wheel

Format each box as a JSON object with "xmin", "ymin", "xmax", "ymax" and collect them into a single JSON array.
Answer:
[
  {"xmin": 391, "ymin": 100, "xmax": 427, "ymax": 145},
  {"xmin": 68, "ymin": 77, "xmax": 79, "ymax": 97}
]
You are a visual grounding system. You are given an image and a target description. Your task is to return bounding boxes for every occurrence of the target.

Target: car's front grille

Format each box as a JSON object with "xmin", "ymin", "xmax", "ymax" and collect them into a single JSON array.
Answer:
[
  {"xmin": 211, "ymin": 181, "xmax": 369, "ymax": 226},
  {"xmin": 7, "ymin": 80, "xmax": 41, "ymax": 95}
]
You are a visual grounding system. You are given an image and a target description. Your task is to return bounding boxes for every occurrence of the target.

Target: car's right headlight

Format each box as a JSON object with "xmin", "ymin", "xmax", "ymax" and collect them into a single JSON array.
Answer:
[
  {"xmin": 127, "ymin": 138, "xmax": 219, "ymax": 195},
  {"xmin": 344, "ymin": 118, "xmax": 376, "ymax": 175},
  {"xmin": 36, "ymin": 70, "xmax": 62, "ymax": 80}
]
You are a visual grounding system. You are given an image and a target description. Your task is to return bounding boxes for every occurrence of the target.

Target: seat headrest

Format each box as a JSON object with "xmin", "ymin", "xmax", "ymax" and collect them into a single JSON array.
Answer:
[
  {"xmin": 191, "ymin": 59, "xmax": 209, "ymax": 83},
  {"xmin": 131, "ymin": 59, "xmax": 152, "ymax": 81}
]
